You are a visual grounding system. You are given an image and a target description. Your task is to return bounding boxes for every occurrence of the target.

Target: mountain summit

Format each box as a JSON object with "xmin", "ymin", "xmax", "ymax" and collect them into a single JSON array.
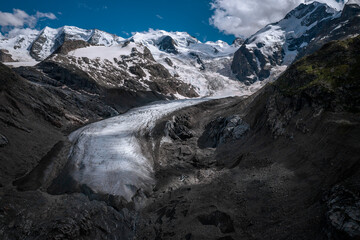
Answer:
[{"xmin": 231, "ymin": 1, "xmax": 360, "ymax": 84}]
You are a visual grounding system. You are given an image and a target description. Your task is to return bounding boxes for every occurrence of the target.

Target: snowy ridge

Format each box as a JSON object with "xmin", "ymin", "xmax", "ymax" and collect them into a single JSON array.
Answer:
[
  {"xmin": 131, "ymin": 29, "xmax": 246, "ymax": 96},
  {"xmin": 132, "ymin": 29, "xmax": 237, "ymax": 58},
  {"xmin": 60, "ymin": 42, "xmax": 153, "ymax": 89},
  {"xmin": 57, "ymin": 37, "xmax": 253, "ymax": 97},
  {"xmin": 0, "ymin": 26, "xmax": 250, "ymax": 97},
  {"xmin": 0, "ymin": 25, "xmax": 125, "ymax": 64},
  {"xmin": 32, "ymin": 26, "xmax": 125, "ymax": 61}
]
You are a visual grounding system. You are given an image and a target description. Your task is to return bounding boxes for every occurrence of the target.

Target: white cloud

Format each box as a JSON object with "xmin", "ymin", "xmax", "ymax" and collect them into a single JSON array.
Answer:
[
  {"xmin": 209, "ymin": 0, "xmax": 345, "ymax": 37},
  {"xmin": 35, "ymin": 11, "xmax": 57, "ymax": 20},
  {"xmin": 0, "ymin": 9, "xmax": 57, "ymax": 29},
  {"xmin": 6, "ymin": 27, "xmax": 39, "ymax": 38},
  {"xmin": 156, "ymin": 14, "xmax": 164, "ymax": 20},
  {"xmin": 122, "ymin": 31, "xmax": 130, "ymax": 36}
]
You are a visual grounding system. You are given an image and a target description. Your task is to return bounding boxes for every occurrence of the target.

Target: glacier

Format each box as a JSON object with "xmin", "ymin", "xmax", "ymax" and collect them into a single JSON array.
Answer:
[{"xmin": 68, "ymin": 98, "xmax": 209, "ymax": 201}]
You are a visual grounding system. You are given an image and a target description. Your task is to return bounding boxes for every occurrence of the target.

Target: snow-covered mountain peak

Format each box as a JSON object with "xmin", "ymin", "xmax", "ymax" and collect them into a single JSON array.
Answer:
[
  {"xmin": 41, "ymin": 26, "xmax": 58, "ymax": 35},
  {"xmin": 0, "ymin": 25, "xmax": 128, "ymax": 62},
  {"xmin": 231, "ymin": 1, "xmax": 341, "ymax": 84},
  {"xmin": 131, "ymin": 29, "xmax": 237, "ymax": 59},
  {"xmin": 0, "ymin": 28, "xmax": 40, "ymax": 64},
  {"xmin": 248, "ymin": 2, "xmax": 336, "ymax": 44},
  {"xmin": 131, "ymin": 29, "xmax": 197, "ymax": 49},
  {"xmin": 89, "ymin": 29, "xmax": 125, "ymax": 46},
  {"xmin": 245, "ymin": 1, "xmax": 338, "ymax": 61},
  {"xmin": 58, "ymin": 26, "xmax": 93, "ymax": 41},
  {"xmin": 284, "ymin": 1, "xmax": 336, "ymax": 20}
]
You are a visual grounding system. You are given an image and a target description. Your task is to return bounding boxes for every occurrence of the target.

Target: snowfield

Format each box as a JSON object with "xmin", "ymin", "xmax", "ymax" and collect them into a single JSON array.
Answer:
[{"xmin": 68, "ymin": 42, "xmax": 140, "ymax": 62}]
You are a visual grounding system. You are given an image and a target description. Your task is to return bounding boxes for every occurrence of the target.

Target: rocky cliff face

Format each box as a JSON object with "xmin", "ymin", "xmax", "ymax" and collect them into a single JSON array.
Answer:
[
  {"xmin": 297, "ymin": 2, "xmax": 360, "ymax": 59},
  {"xmin": 0, "ymin": 63, "xmax": 118, "ymax": 187},
  {"xmin": 157, "ymin": 36, "xmax": 179, "ymax": 54},
  {"xmin": 0, "ymin": 49, "xmax": 15, "ymax": 62}
]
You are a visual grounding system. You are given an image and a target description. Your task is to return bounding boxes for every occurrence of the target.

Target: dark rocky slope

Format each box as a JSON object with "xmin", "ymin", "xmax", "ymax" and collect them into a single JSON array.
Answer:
[
  {"xmin": 0, "ymin": 64, "xmax": 137, "ymax": 239},
  {"xmin": 39, "ymin": 41, "xmax": 198, "ymax": 102},
  {"xmin": 135, "ymin": 36, "xmax": 360, "ymax": 239},
  {"xmin": 0, "ymin": 63, "xmax": 111, "ymax": 186}
]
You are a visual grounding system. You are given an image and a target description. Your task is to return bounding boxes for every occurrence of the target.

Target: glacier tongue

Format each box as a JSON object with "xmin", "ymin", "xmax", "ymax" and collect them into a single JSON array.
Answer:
[{"xmin": 68, "ymin": 98, "xmax": 210, "ymax": 201}]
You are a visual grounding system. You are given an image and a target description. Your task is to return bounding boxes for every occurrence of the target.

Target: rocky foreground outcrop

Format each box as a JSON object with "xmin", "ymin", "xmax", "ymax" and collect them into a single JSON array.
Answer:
[{"xmin": 0, "ymin": 190, "xmax": 134, "ymax": 240}]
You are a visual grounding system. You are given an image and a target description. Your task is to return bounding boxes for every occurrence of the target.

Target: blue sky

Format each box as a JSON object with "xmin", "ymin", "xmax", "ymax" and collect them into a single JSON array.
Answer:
[{"xmin": 0, "ymin": 0, "xmax": 237, "ymax": 43}]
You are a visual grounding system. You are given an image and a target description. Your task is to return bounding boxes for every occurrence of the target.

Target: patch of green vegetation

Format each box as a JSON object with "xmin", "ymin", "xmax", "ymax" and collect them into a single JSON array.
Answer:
[
  {"xmin": 276, "ymin": 35, "xmax": 360, "ymax": 95},
  {"xmin": 298, "ymin": 64, "xmax": 350, "ymax": 89}
]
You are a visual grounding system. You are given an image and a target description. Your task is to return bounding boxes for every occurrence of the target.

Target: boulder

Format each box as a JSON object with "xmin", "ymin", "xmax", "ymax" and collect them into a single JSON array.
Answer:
[
  {"xmin": 165, "ymin": 114, "xmax": 194, "ymax": 141},
  {"xmin": 0, "ymin": 134, "xmax": 8, "ymax": 147},
  {"xmin": 197, "ymin": 210, "xmax": 235, "ymax": 234},
  {"xmin": 325, "ymin": 185, "xmax": 360, "ymax": 239},
  {"xmin": 199, "ymin": 115, "xmax": 250, "ymax": 148}
]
